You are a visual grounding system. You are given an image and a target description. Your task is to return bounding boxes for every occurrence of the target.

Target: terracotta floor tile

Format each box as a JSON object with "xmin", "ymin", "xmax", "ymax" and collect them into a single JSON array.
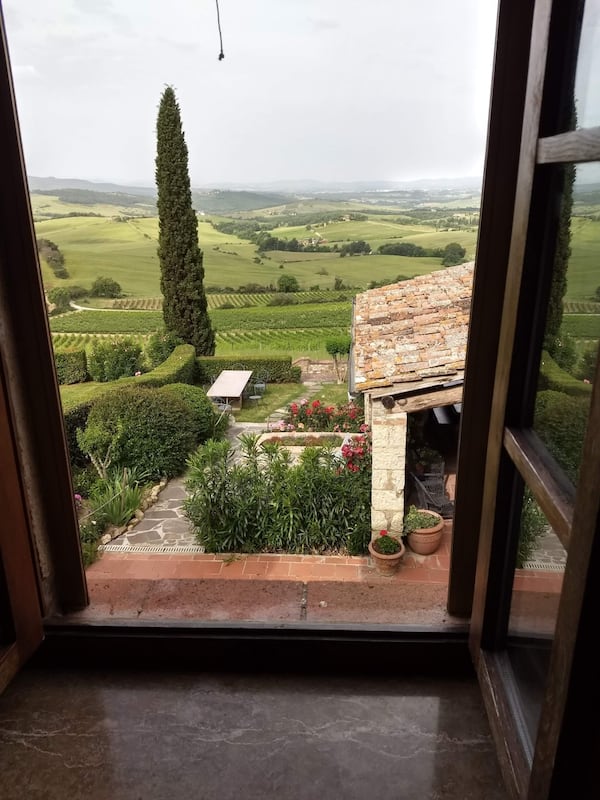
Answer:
[
  {"xmin": 288, "ymin": 563, "xmax": 338, "ymax": 580},
  {"xmin": 333, "ymin": 564, "xmax": 363, "ymax": 581}
]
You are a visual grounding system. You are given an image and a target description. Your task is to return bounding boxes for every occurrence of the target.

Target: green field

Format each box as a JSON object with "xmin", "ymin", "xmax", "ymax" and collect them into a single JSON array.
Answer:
[
  {"xmin": 31, "ymin": 192, "xmax": 155, "ymax": 220},
  {"xmin": 36, "ymin": 191, "xmax": 600, "ymax": 373},
  {"xmin": 35, "ymin": 206, "xmax": 479, "ymax": 297}
]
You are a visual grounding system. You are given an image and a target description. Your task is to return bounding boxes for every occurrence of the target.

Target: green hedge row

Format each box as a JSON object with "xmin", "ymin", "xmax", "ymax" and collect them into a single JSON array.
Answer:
[
  {"xmin": 538, "ymin": 351, "xmax": 593, "ymax": 397},
  {"xmin": 54, "ymin": 348, "xmax": 88, "ymax": 385},
  {"xmin": 63, "ymin": 344, "xmax": 197, "ymax": 465},
  {"xmin": 196, "ymin": 356, "xmax": 301, "ymax": 384}
]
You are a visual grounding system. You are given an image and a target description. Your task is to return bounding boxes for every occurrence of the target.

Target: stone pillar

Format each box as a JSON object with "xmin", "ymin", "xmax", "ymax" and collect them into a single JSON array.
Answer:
[{"xmin": 370, "ymin": 406, "xmax": 407, "ymax": 538}]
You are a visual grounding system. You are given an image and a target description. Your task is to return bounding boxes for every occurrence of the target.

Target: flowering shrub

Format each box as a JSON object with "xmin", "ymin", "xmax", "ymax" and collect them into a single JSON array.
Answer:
[
  {"xmin": 184, "ymin": 431, "xmax": 372, "ymax": 556},
  {"xmin": 283, "ymin": 398, "xmax": 365, "ymax": 432},
  {"xmin": 340, "ymin": 432, "xmax": 371, "ymax": 474}
]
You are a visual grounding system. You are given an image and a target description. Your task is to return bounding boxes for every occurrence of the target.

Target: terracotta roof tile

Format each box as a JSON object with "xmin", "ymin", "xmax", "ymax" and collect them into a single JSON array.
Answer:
[{"xmin": 353, "ymin": 262, "xmax": 474, "ymax": 391}]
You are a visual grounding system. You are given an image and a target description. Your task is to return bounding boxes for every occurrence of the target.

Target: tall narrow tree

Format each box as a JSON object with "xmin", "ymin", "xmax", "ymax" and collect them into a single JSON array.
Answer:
[{"xmin": 155, "ymin": 86, "xmax": 215, "ymax": 354}]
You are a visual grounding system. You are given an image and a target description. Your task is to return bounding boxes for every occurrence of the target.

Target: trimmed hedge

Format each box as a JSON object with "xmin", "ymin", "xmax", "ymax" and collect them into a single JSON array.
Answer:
[
  {"xmin": 54, "ymin": 348, "xmax": 88, "ymax": 385},
  {"xmin": 62, "ymin": 344, "xmax": 197, "ymax": 464},
  {"xmin": 538, "ymin": 351, "xmax": 593, "ymax": 397},
  {"xmin": 136, "ymin": 344, "xmax": 197, "ymax": 387},
  {"xmin": 196, "ymin": 356, "xmax": 301, "ymax": 384},
  {"xmin": 158, "ymin": 383, "xmax": 216, "ymax": 444},
  {"xmin": 78, "ymin": 386, "xmax": 197, "ymax": 480}
]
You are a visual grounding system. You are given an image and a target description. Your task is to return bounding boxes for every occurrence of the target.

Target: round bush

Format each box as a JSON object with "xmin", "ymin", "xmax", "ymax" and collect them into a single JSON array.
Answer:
[
  {"xmin": 158, "ymin": 383, "xmax": 217, "ymax": 444},
  {"xmin": 80, "ymin": 386, "xmax": 197, "ymax": 480}
]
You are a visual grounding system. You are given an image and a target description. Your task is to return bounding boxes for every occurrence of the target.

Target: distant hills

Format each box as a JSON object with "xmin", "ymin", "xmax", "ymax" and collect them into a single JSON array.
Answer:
[{"xmin": 28, "ymin": 174, "xmax": 488, "ymax": 214}]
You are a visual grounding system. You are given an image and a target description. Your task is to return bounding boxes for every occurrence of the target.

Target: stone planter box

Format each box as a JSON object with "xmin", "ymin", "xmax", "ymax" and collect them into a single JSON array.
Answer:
[{"xmin": 256, "ymin": 431, "xmax": 345, "ymax": 464}]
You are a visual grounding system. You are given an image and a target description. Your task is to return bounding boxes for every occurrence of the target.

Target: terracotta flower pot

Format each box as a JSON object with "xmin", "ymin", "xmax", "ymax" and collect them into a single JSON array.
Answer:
[
  {"xmin": 406, "ymin": 509, "xmax": 444, "ymax": 555},
  {"xmin": 368, "ymin": 536, "xmax": 406, "ymax": 576}
]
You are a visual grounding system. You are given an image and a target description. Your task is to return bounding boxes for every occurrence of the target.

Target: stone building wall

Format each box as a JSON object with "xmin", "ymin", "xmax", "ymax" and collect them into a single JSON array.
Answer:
[
  {"xmin": 369, "ymin": 400, "xmax": 407, "ymax": 538},
  {"xmin": 293, "ymin": 358, "xmax": 339, "ymax": 383}
]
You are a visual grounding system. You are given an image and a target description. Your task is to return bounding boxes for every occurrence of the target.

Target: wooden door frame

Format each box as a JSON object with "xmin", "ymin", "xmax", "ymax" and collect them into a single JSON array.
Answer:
[
  {"xmin": 0, "ymin": 364, "xmax": 44, "ymax": 693},
  {"xmin": 0, "ymin": 5, "xmax": 87, "ymax": 619}
]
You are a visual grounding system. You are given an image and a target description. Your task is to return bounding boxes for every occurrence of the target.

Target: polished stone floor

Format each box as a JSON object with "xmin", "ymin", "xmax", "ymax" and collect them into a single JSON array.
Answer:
[{"xmin": 0, "ymin": 668, "xmax": 510, "ymax": 800}]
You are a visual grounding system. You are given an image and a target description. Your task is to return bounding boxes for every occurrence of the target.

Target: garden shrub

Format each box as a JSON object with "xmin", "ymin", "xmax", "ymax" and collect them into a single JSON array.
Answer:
[
  {"xmin": 158, "ymin": 383, "xmax": 219, "ymax": 444},
  {"xmin": 517, "ymin": 487, "xmax": 547, "ymax": 568},
  {"xmin": 77, "ymin": 385, "xmax": 197, "ymax": 480},
  {"xmin": 54, "ymin": 348, "xmax": 88, "ymax": 384},
  {"xmin": 534, "ymin": 390, "xmax": 590, "ymax": 484},
  {"xmin": 63, "ymin": 401, "xmax": 94, "ymax": 467},
  {"xmin": 184, "ymin": 432, "xmax": 371, "ymax": 555},
  {"xmin": 283, "ymin": 398, "xmax": 365, "ymax": 432},
  {"xmin": 145, "ymin": 328, "xmax": 184, "ymax": 369},
  {"xmin": 88, "ymin": 338, "xmax": 143, "ymax": 382}
]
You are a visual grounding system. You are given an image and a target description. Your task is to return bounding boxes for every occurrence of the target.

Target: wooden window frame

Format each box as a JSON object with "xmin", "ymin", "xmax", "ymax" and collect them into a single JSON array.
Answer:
[{"xmin": 466, "ymin": 0, "xmax": 600, "ymax": 797}]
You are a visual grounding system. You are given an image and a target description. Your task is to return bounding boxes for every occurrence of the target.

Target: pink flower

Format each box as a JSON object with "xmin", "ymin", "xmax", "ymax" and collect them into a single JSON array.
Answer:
[{"xmin": 300, "ymin": 398, "xmax": 308, "ymax": 405}]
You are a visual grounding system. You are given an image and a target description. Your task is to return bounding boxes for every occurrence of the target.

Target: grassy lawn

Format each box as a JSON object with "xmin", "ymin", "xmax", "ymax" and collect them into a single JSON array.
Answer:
[{"xmin": 232, "ymin": 384, "xmax": 305, "ymax": 422}]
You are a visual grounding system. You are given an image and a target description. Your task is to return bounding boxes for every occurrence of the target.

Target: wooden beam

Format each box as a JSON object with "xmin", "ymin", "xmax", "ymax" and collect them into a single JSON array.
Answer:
[
  {"xmin": 537, "ymin": 126, "xmax": 600, "ymax": 163},
  {"xmin": 386, "ymin": 386, "xmax": 463, "ymax": 415}
]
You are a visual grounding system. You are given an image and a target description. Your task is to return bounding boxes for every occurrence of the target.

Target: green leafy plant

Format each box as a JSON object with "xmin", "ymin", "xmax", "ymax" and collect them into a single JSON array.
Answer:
[
  {"xmin": 403, "ymin": 505, "xmax": 442, "ymax": 535},
  {"xmin": 89, "ymin": 466, "xmax": 148, "ymax": 527},
  {"xmin": 184, "ymin": 432, "xmax": 372, "ymax": 556},
  {"xmin": 517, "ymin": 488, "xmax": 547, "ymax": 568},
  {"xmin": 371, "ymin": 530, "xmax": 403, "ymax": 554}
]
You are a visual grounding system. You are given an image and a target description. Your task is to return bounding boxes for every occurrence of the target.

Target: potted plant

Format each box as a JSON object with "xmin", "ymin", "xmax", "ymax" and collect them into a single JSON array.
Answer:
[
  {"xmin": 368, "ymin": 529, "xmax": 406, "ymax": 575},
  {"xmin": 403, "ymin": 505, "xmax": 444, "ymax": 555}
]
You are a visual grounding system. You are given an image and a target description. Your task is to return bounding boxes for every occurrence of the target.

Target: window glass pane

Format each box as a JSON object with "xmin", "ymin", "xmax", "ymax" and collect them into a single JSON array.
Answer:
[
  {"xmin": 573, "ymin": 0, "xmax": 600, "ymax": 129},
  {"xmin": 534, "ymin": 162, "xmax": 599, "ymax": 488},
  {"xmin": 507, "ymin": 494, "xmax": 565, "ymax": 744}
]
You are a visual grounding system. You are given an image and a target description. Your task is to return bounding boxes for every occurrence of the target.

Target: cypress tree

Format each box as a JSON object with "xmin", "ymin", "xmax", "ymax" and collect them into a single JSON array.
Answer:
[{"xmin": 155, "ymin": 86, "xmax": 215, "ymax": 354}]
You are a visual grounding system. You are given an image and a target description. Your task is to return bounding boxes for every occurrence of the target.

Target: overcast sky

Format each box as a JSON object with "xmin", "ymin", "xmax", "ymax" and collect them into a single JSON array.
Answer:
[{"xmin": 1, "ymin": 1, "xmax": 509, "ymax": 187}]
